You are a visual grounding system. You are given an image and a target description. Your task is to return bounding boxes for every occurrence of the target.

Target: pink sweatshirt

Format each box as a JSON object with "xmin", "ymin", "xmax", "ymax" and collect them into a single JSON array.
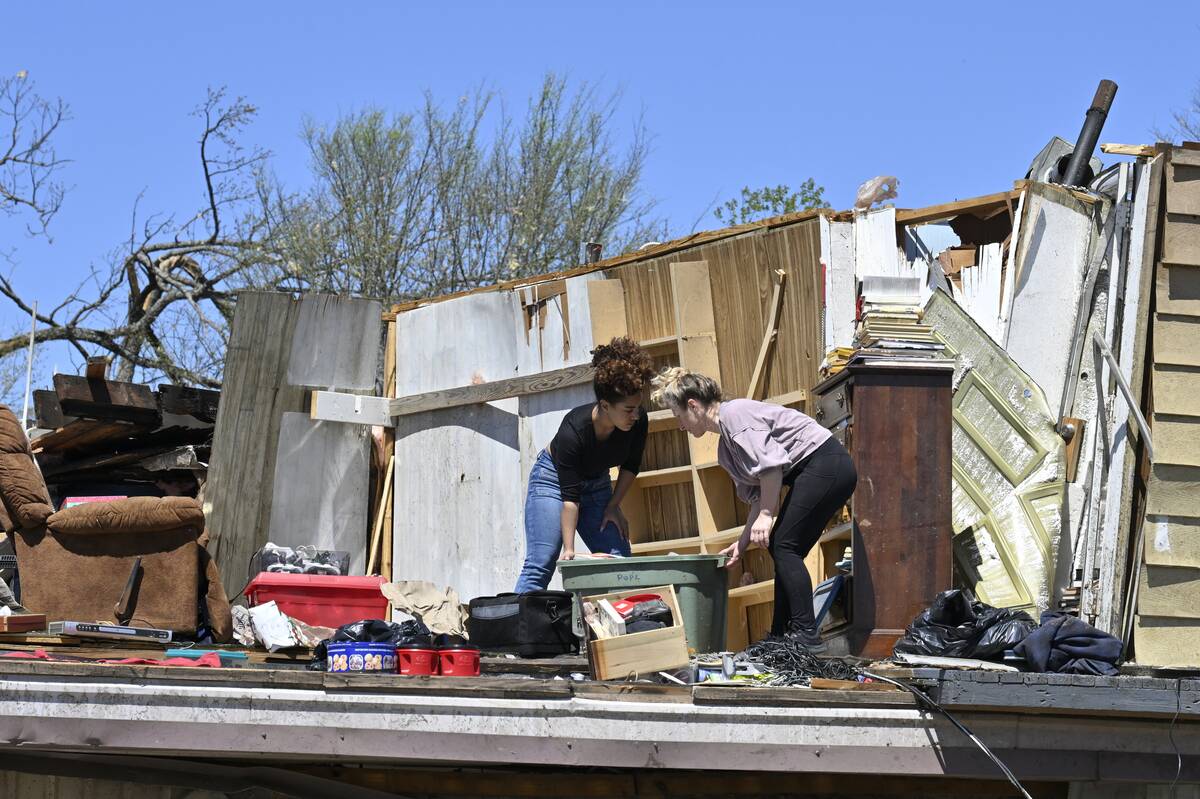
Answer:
[{"xmin": 716, "ymin": 398, "xmax": 832, "ymax": 503}]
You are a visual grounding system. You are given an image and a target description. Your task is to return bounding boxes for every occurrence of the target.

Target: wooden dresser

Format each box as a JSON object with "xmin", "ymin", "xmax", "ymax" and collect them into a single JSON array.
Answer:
[{"xmin": 811, "ymin": 358, "xmax": 955, "ymax": 658}]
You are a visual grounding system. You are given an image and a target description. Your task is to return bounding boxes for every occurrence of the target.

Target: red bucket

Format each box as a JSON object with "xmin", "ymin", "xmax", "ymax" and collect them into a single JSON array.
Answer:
[
  {"xmin": 438, "ymin": 648, "xmax": 480, "ymax": 677},
  {"xmin": 397, "ymin": 647, "xmax": 437, "ymax": 676}
]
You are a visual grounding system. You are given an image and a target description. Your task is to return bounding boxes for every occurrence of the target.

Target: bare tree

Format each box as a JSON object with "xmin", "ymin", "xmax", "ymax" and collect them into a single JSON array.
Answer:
[
  {"xmin": 0, "ymin": 89, "xmax": 274, "ymax": 387},
  {"xmin": 259, "ymin": 73, "xmax": 665, "ymax": 301},
  {"xmin": 1157, "ymin": 81, "xmax": 1200, "ymax": 142},
  {"xmin": 1, "ymin": 71, "xmax": 67, "ymax": 236}
]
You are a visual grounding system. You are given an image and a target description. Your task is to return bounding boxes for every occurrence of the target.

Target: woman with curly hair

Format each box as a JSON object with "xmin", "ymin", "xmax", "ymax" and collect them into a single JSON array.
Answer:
[
  {"xmin": 513, "ymin": 336, "xmax": 655, "ymax": 593},
  {"xmin": 651, "ymin": 368, "xmax": 857, "ymax": 652}
]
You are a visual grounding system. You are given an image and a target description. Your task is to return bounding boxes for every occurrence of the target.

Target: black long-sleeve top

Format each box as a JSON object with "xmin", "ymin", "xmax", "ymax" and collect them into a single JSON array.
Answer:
[{"xmin": 549, "ymin": 403, "xmax": 648, "ymax": 502}]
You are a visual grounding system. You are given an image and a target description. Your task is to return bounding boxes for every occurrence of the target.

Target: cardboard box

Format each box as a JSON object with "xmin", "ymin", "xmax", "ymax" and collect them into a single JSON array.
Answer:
[{"xmin": 584, "ymin": 585, "xmax": 689, "ymax": 680}]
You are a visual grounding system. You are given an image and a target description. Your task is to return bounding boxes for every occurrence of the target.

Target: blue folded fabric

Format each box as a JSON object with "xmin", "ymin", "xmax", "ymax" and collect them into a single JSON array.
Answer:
[{"xmin": 1014, "ymin": 612, "xmax": 1122, "ymax": 676}]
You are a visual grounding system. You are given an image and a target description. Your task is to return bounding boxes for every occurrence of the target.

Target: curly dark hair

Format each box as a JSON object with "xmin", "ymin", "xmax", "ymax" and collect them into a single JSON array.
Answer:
[{"xmin": 591, "ymin": 336, "xmax": 654, "ymax": 403}]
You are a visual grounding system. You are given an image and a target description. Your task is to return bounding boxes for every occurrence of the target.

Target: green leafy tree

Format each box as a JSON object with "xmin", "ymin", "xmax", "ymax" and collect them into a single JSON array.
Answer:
[
  {"xmin": 713, "ymin": 179, "xmax": 828, "ymax": 226},
  {"xmin": 258, "ymin": 73, "xmax": 665, "ymax": 300}
]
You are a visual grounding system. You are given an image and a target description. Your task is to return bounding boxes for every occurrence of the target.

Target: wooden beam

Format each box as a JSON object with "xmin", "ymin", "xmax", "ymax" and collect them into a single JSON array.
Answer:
[
  {"xmin": 52, "ymin": 374, "xmax": 159, "ymax": 424},
  {"xmin": 367, "ymin": 455, "xmax": 395, "ymax": 575},
  {"xmin": 310, "ymin": 390, "xmax": 394, "ymax": 427},
  {"xmin": 895, "ymin": 190, "xmax": 1021, "ymax": 226},
  {"xmin": 84, "ymin": 356, "xmax": 110, "ymax": 381},
  {"xmin": 388, "ymin": 363, "xmax": 594, "ymax": 417},
  {"xmin": 1102, "ymin": 143, "xmax": 1155, "ymax": 157},
  {"xmin": 746, "ymin": 270, "xmax": 787, "ymax": 401}
]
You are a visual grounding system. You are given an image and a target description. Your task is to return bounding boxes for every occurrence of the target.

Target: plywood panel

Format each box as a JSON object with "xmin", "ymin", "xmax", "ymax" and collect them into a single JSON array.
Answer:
[
  {"xmin": 393, "ymin": 401, "xmax": 524, "ymax": 599},
  {"xmin": 1155, "ymin": 314, "xmax": 1200, "ymax": 367},
  {"xmin": 286, "ymin": 294, "xmax": 383, "ymax": 389},
  {"xmin": 705, "ymin": 238, "xmax": 765, "ymax": 398},
  {"xmin": 611, "ymin": 255, "xmax": 674, "ymax": 343},
  {"xmin": 268, "ymin": 412, "xmax": 371, "ymax": 574},
  {"xmin": 765, "ymin": 222, "xmax": 824, "ymax": 399}
]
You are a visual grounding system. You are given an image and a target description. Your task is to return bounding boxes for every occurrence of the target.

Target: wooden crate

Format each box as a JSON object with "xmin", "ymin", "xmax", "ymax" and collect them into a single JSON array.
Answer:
[{"xmin": 584, "ymin": 585, "xmax": 689, "ymax": 680}]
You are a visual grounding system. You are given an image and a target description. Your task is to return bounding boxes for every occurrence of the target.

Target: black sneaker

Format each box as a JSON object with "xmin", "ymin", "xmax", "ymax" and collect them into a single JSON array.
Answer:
[{"xmin": 784, "ymin": 627, "xmax": 828, "ymax": 654}]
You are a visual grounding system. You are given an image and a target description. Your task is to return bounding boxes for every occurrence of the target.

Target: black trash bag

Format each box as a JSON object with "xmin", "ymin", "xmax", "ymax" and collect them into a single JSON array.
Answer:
[
  {"xmin": 308, "ymin": 618, "xmax": 431, "ymax": 670},
  {"xmin": 893, "ymin": 589, "xmax": 1036, "ymax": 660}
]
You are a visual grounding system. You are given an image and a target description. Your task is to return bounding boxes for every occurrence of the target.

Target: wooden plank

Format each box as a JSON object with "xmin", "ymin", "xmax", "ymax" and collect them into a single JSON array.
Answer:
[
  {"xmin": 809, "ymin": 677, "xmax": 900, "ymax": 692},
  {"xmin": 1138, "ymin": 563, "xmax": 1200, "ymax": 619},
  {"xmin": 695, "ymin": 460, "xmax": 737, "ymax": 538},
  {"xmin": 620, "ymin": 464, "xmax": 693, "ymax": 489},
  {"xmin": 367, "ymin": 454, "xmax": 395, "ymax": 575},
  {"xmin": 1144, "ymin": 515, "xmax": 1200, "ymax": 569},
  {"xmin": 382, "ymin": 318, "xmax": 397, "ymax": 592},
  {"xmin": 310, "ymin": 390, "xmax": 394, "ymax": 426},
  {"xmin": 746, "ymin": 270, "xmax": 788, "ymax": 401},
  {"xmin": 631, "ymin": 536, "xmax": 704, "ymax": 555},
  {"xmin": 84, "ymin": 355, "xmax": 109, "ymax": 380},
  {"xmin": 1152, "ymin": 365, "xmax": 1200, "ymax": 416},
  {"xmin": 586, "ymin": 278, "xmax": 628, "ymax": 344},
  {"xmin": 895, "ymin": 190, "xmax": 1021, "ymax": 226},
  {"xmin": 1135, "ymin": 615, "xmax": 1200, "ymax": 667},
  {"xmin": 646, "ymin": 408, "xmax": 677, "ymax": 433},
  {"xmin": 32, "ymin": 389, "xmax": 69, "ymax": 429},
  {"xmin": 204, "ymin": 291, "xmax": 306, "ymax": 598},
  {"xmin": 51, "ymin": 373, "xmax": 159, "ymax": 424},
  {"xmin": 670, "ymin": 261, "xmax": 721, "ymax": 465},
  {"xmin": 1163, "ymin": 213, "xmax": 1200, "ymax": 267},
  {"xmin": 1146, "ymin": 464, "xmax": 1200, "ymax": 517},
  {"xmin": 388, "ymin": 363, "xmax": 593, "ymax": 417},
  {"xmin": 1101, "ymin": 143, "xmax": 1156, "ymax": 157},
  {"xmin": 157, "ymin": 384, "xmax": 221, "ymax": 422},
  {"xmin": 1151, "ymin": 416, "xmax": 1200, "ymax": 467},
  {"xmin": 1168, "ymin": 157, "xmax": 1200, "ymax": 216},
  {"xmin": 1155, "ymin": 314, "xmax": 1200, "ymax": 367},
  {"xmin": 638, "ymin": 334, "xmax": 678, "ymax": 358},
  {"xmin": 1156, "ymin": 262, "xmax": 1200, "ymax": 317},
  {"xmin": 692, "ymin": 684, "xmax": 916, "ymax": 707},
  {"xmin": 29, "ymin": 418, "xmax": 147, "ymax": 454}
]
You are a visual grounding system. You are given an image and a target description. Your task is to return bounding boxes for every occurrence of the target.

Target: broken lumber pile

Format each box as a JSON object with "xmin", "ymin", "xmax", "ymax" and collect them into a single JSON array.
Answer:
[{"xmin": 27, "ymin": 366, "xmax": 218, "ymax": 502}]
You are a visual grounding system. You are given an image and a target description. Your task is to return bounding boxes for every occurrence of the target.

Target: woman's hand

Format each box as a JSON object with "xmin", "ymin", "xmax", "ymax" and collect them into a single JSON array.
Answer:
[
  {"xmin": 561, "ymin": 547, "xmax": 576, "ymax": 561},
  {"xmin": 749, "ymin": 509, "xmax": 775, "ymax": 549},
  {"xmin": 601, "ymin": 504, "xmax": 630, "ymax": 541},
  {"xmin": 719, "ymin": 537, "xmax": 744, "ymax": 569}
]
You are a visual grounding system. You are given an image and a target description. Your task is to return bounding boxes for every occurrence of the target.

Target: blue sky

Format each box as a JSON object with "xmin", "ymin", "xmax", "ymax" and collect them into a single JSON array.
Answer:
[{"xmin": 2, "ymin": 0, "xmax": 1199, "ymax": 381}]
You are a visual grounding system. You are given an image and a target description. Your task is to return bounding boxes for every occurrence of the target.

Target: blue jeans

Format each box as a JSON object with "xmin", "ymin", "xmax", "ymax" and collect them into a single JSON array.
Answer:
[{"xmin": 514, "ymin": 450, "xmax": 631, "ymax": 593}]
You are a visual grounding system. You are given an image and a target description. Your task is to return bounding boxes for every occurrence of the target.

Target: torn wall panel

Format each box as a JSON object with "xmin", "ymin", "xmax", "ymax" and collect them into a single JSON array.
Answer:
[{"xmin": 1005, "ymin": 183, "xmax": 1096, "ymax": 417}]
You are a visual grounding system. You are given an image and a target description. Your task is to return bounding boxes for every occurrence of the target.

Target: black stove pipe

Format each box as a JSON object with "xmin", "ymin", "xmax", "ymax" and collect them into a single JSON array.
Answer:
[{"xmin": 1059, "ymin": 79, "xmax": 1118, "ymax": 188}]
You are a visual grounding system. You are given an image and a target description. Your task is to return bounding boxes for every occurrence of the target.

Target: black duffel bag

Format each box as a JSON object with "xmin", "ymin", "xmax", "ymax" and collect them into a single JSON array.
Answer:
[{"xmin": 466, "ymin": 590, "xmax": 577, "ymax": 657}]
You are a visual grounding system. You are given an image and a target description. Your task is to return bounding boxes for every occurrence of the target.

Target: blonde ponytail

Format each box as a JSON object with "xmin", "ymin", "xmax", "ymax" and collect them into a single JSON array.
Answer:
[{"xmin": 651, "ymin": 367, "xmax": 723, "ymax": 409}]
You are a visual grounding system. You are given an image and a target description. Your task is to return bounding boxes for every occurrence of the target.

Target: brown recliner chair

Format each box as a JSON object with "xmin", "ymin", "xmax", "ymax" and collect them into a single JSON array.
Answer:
[{"xmin": 0, "ymin": 404, "xmax": 232, "ymax": 641}]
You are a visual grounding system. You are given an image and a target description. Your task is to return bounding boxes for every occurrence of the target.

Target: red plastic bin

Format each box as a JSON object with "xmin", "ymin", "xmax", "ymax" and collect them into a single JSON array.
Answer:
[{"xmin": 245, "ymin": 574, "xmax": 388, "ymax": 629}]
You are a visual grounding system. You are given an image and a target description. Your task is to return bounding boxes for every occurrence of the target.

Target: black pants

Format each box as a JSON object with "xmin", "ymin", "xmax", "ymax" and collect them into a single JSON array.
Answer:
[{"xmin": 768, "ymin": 437, "xmax": 857, "ymax": 636}]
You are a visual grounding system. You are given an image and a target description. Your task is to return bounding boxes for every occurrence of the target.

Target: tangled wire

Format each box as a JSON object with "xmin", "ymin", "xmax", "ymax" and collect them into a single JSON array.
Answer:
[{"xmin": 740, "ymin": 636, "xmax": 861, "ymax": 686}]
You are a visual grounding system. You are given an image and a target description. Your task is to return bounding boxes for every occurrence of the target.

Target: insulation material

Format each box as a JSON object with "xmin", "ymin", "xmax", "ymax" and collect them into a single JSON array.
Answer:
[
  {"xmin": 267, "ymin": 412, "xmax": 371, "ymax": 575},
  {"xmin": 925, "ymin": 291, "xmax": 1065, "ymax": 613},
  {"xmin": 819, "ymin": 217, "xmax": 857, "ymax": 350},
  {"xmin": 954, "ymin": 243, "xmax": 1004, "ymax": 345}
]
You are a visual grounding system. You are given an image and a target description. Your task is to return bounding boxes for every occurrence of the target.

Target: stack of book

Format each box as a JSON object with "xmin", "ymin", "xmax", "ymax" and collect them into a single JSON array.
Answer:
[{"xmin": 820, "ymin": 347, "xmax": 857, "ymax": 378}]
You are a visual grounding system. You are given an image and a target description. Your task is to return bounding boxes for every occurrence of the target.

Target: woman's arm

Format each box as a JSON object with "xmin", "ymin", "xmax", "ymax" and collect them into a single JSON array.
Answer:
[
  {"xmin": 721, "ymin": 498, "xmax": 760, "ymax": 569},
  {"xmin": 560, "ymin": 501, "xmax": 581, "ymax": 560},
  {"xmin": 602, "ymin": 469, "xmax": 637, "ymax": 540},
  {"xmin": 748, "ymin": 466, "xmax": 784, "ymax": 549}
]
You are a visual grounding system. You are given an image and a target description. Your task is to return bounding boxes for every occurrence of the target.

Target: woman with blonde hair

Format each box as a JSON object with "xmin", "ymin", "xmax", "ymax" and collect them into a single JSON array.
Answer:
[
  {"xmin": 514, "ymin": 337, "xmax": 655, "ymax": 593},
  {"xmin": 652, "ymin": 368, "xmax": 857, "ymax": 651}
]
